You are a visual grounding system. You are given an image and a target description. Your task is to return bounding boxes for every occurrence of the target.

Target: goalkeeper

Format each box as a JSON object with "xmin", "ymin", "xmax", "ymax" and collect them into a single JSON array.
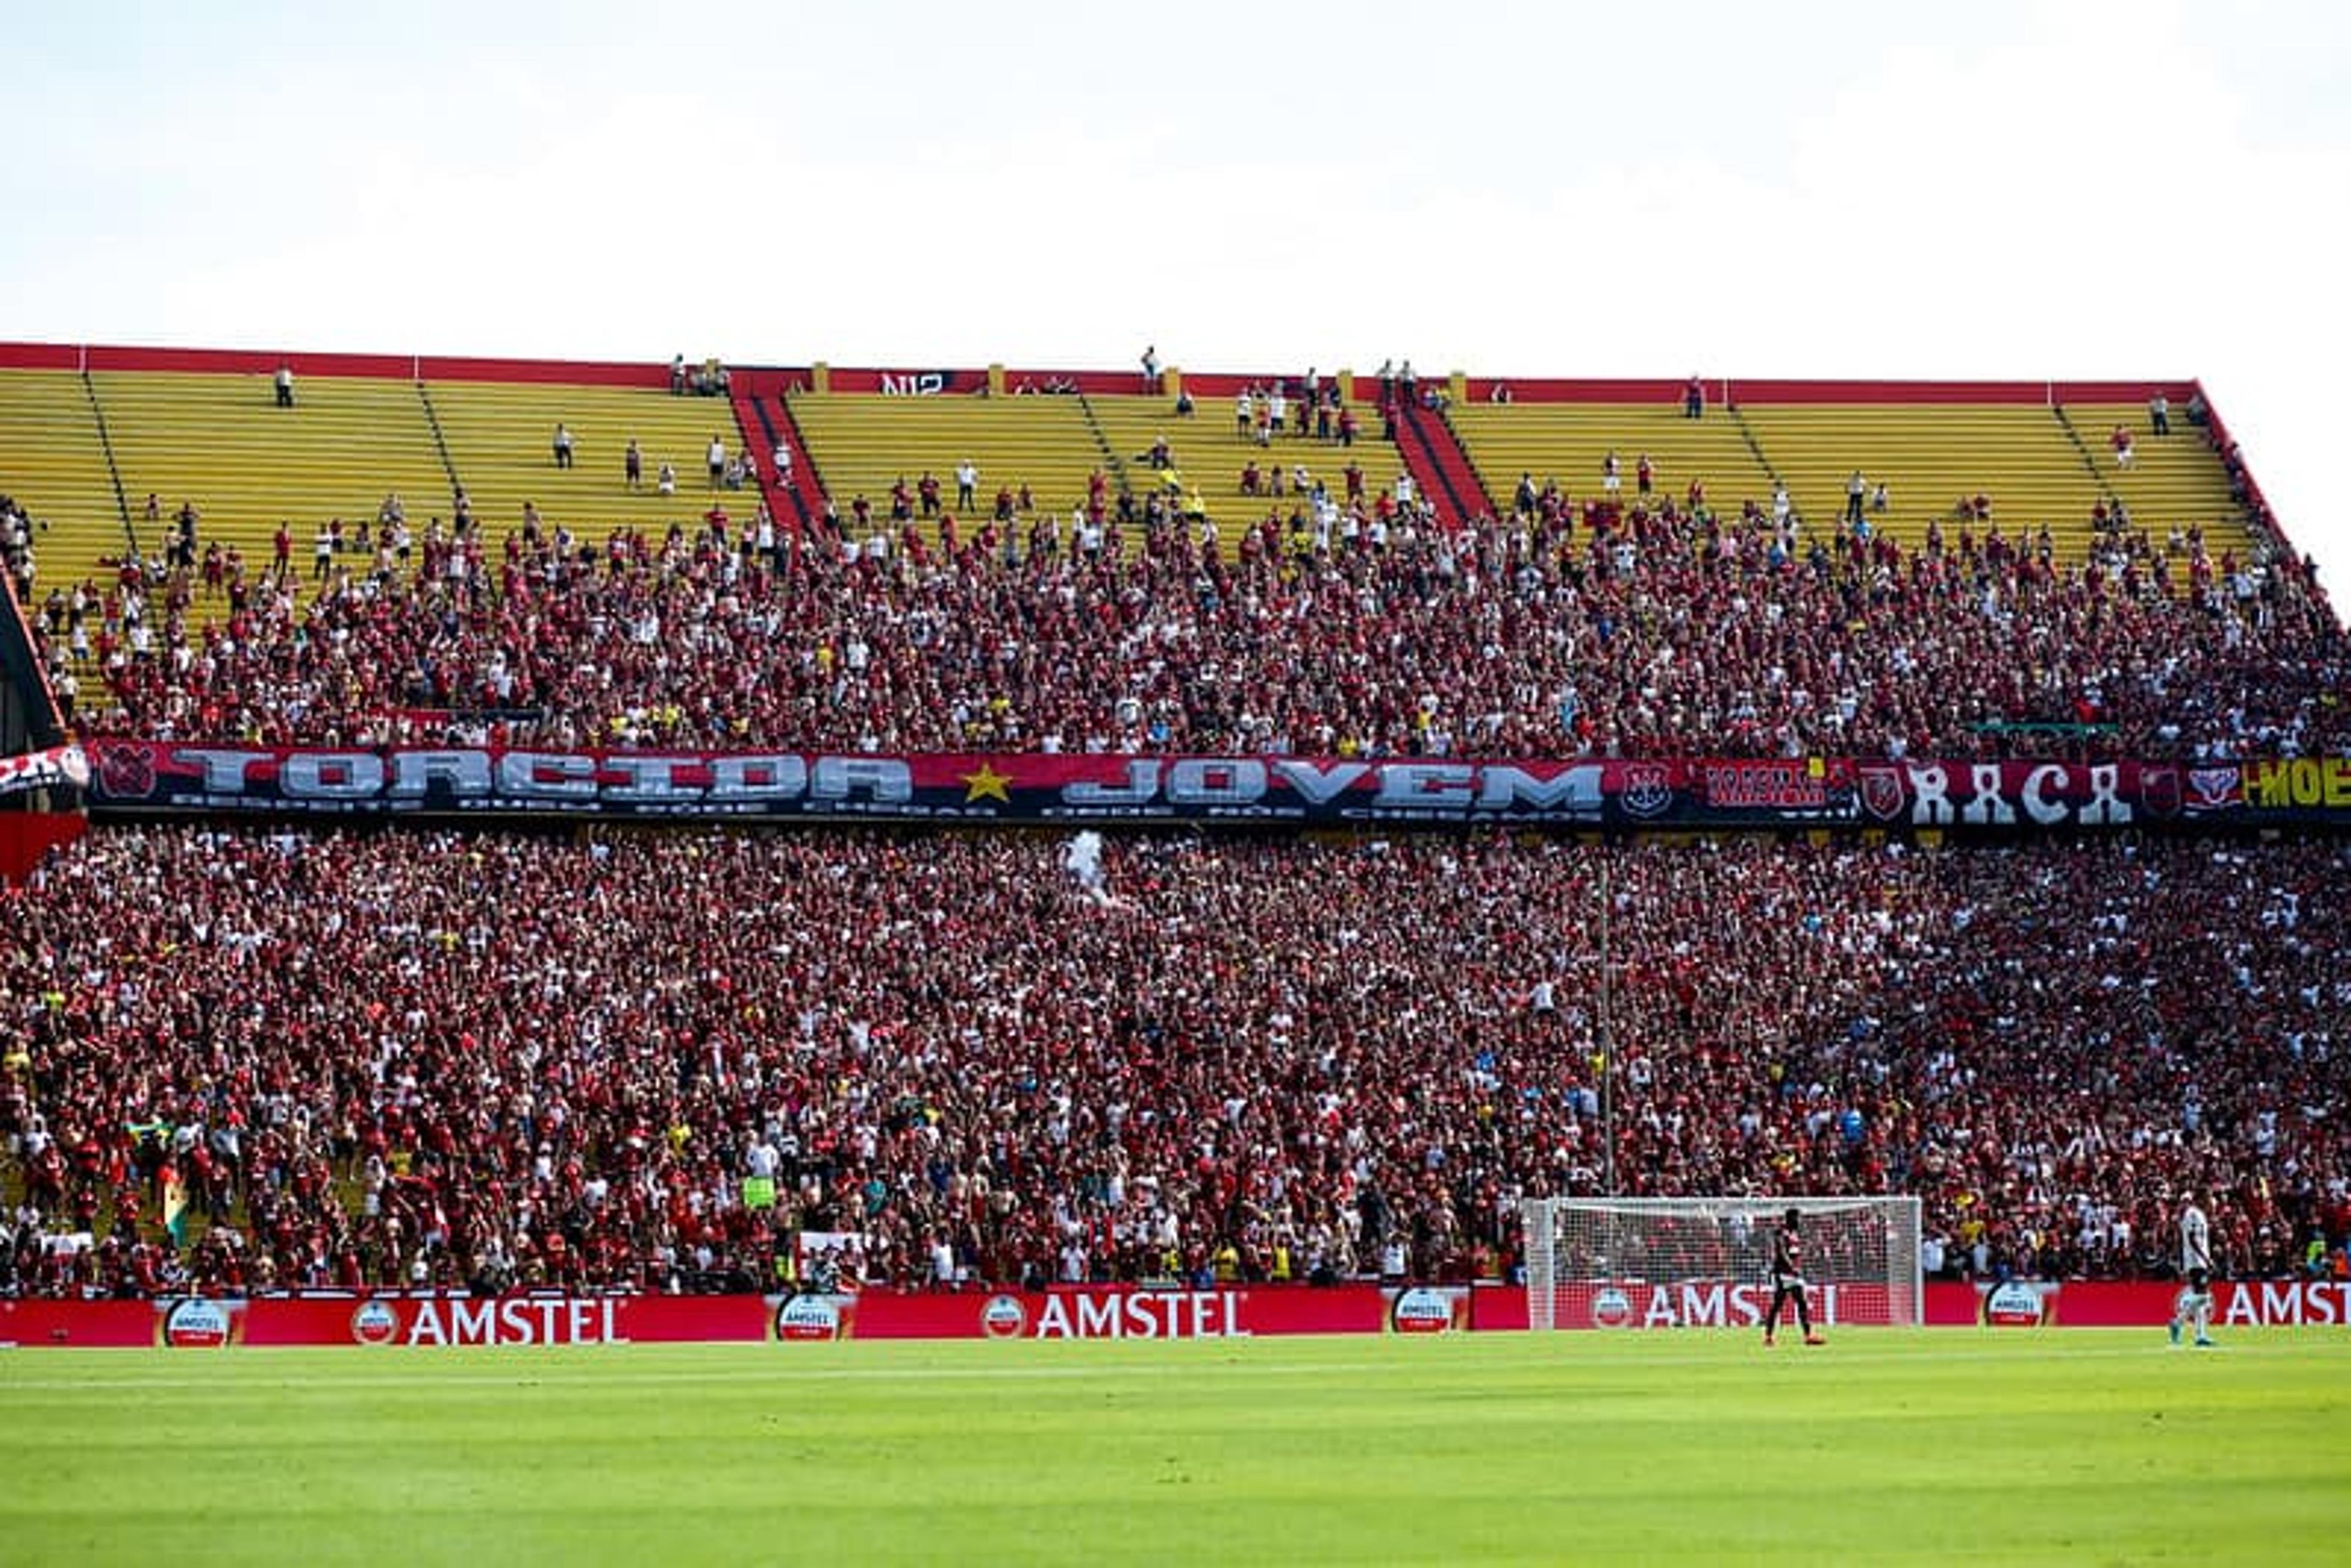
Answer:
[{"xmin": 1763, "ymin": 1207, "xmax": 1825, "ymax": 1346}]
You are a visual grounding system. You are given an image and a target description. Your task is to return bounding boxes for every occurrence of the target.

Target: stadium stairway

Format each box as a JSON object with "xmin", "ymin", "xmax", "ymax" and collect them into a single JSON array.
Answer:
[
  {"xmin": 1400, "ymin": 399, "xmax": 1485, "ymax": 528},
  {"xmin": 735, "ymin": 386, "xmax": 826, "ymax": 538}
]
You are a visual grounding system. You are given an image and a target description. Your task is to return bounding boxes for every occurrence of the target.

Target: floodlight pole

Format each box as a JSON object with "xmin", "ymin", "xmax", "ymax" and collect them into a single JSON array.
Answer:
[{"xmin": 1599, "ymin": 850, "xmax": 1616, "ymax": 1198}]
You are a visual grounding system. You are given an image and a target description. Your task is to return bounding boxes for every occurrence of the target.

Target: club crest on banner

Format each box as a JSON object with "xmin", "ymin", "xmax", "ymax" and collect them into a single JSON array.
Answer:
[
  {"xmin": 97, "ymin": 743, "xmax": 157, "ymax": 800},
  {"xmin": 2187, "ymin": 767, "xmax": 2241, "ymax": 811},
  {"xmin": 1856, "ymin": 765, "xmax": 1907, "ymax": 822},
  {"xmin": 1620, "ymin": 765, "xmax": 1672, "ymax": 819}
]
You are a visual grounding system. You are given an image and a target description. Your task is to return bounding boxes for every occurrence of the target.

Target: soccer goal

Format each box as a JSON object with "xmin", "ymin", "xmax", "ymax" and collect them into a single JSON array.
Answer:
[{"xmin": 1521, "ymin": 1196, "xmax": 1924, "ymax": 1330}]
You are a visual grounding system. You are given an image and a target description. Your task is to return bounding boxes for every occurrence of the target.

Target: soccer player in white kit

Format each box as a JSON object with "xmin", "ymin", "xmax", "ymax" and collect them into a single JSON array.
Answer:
[{"xmin": 2169, "ymin": 1191, "xmax": 2215, "ymax": 1348}]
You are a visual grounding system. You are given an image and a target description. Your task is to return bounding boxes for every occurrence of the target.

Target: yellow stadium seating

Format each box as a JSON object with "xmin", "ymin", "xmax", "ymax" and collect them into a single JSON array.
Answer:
[
  {"xmin": 1085, "ymin": 391, "xmax": 1394, "ymax": 541},
  {"xmin": 2063, "ymin": 401, "xmax": 2253, "ymax": 556},
  {"xmin": 425, "ymin": 381, "xmax": 757, "ymax": 545},
  {"xmin": 0, "ymin": 357, "xmax": 2270, "ymax": 615},
  {"xmin": 1446, "ymin": 399, "xmax": 1775, "ymax": 522},
  {"xmin": 1734, "ymin": 402, "xmax": 2099, "ymax": 553},
  {"xmin": 790, "ymin": 386, "xmax": 1397, "ymax": 549},
  {"xmin": 88, "ymin": 369, "xmax": 447, "ymax": 574},
  {"xmin": 786, "ymin": 391, "xmax": 1100, "ymax": 538},
  {"xmin": 0, "ymin": 369, "xmax": 129, "ymax": 585}
]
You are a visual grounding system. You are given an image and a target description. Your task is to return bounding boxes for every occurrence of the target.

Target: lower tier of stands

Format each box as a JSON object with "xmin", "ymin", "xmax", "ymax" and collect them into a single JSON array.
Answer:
[{"xmin": 2, "ymin": 827, "xmax": 2341, "ymax": 1297}]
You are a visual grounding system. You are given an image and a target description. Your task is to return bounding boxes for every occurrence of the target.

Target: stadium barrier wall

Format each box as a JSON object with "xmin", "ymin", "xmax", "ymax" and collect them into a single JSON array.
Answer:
[
  {"xmin": 9, "ymin": 1281, "xmax": 2345, "ymax": 1349},
  {"xmin": 0, "ymin": 341, "xmax": 2220, "ymax": 425},
  {"xmin": 778, "ymin": 366, "xmax": 2203, "ymax": 409},
  {"xmin": 81, "ymin": 741, "xmax": 2344, "ymax": 831},
  {"xmin": 0, "ymin": 340, "xmax": 676, "ymax": 388},
  {"xmin": 0, "ymin": 806, "xmax": 86, "ymax": 886},
  {"xmin": 1933, "ymin": 1278, "xmax": 2351, "ymax": 1330},
  {"xmin": 1451, "ymin": 377, "xmax": 2202, "ymax": 407}
]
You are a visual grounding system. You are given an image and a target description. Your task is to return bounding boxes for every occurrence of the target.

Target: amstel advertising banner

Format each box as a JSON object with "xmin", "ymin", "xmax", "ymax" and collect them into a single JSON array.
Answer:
[
  {"xmin": 1, "ymin": 1286, "xmax": 1466, "ymax": 1348},
  {"xmin": 0, "ymin": 1292, "xmax": 776, "ymax": 1349},
  {"xmin": 1929, "ymin": 1278, "xmax": 2351, "ymax": 1330},
  {"xmin": 83, "ymin": 741, "xmax": 2325, "ymax": 831},
  {"xmin": 6, "ymin": 1280, "xmax": 2348, "ymax": 1348},
  {"xmin": 782, "ymin": 1284, "xmax": 1469, "ymax": 1341},
  {"xmin": 1476, "ymin": 1279, "xmax": 2351, "ymax": 1332},
  {"xmin": 1480, "ymin": 1282, "xmax": 1908, "ymax": 1332}
]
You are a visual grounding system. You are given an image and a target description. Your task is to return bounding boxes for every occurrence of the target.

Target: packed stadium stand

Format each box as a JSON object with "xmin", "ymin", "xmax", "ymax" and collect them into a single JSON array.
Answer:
[
  {"xmin": 2, "ymin": 828, "xmax": 2343, "ymax": 1297},
  {"xmin": 0, "ymin": 342, "xmax": 2344, "ymax": 1300}
]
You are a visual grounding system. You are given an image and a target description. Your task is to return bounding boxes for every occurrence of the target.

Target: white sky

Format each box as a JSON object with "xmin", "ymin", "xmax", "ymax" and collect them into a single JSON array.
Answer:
[{"xmin": 6, "ymin": 0, "xmax": 2347, "ymax": 602}]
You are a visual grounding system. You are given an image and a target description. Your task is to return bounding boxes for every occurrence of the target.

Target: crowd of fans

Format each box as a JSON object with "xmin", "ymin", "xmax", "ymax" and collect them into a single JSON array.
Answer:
[
  {"xmin": 3, "ymin": 397, "xmax": 2345, "ymax": 1306},
  {"xmin": 2, "ymin": 825, "xmax": 2343, "ymax": 1299},
  {"xmin": 2, "ymin": 493, "xmax": 39, "ymax": 612},
  {"xmin": 10, "ymin": 457, "xmax": 2342, "ymax": 762}
]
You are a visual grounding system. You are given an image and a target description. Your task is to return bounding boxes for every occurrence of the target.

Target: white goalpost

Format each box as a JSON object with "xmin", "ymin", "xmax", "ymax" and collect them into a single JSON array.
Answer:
[{"xmin": 1521, "ymin": 1195, "xmax": 1924, "ymax": 1330}]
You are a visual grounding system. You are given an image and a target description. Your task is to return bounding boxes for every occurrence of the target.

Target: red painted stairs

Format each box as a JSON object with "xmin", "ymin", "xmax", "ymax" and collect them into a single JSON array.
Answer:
[{"xmin": 1393, "ymin": 397, "xmax": 1491, "ymax": 529}]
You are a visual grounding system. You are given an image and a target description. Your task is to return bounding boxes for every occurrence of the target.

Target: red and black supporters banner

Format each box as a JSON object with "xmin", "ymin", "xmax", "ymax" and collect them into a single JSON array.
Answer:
[
  {"xmin": 78, "ymin": 741, "xmax": 2326, "ymax": 831},
  {"xmin": 0, "ymin": 743, "xmax": 88, "ymax": 799}
]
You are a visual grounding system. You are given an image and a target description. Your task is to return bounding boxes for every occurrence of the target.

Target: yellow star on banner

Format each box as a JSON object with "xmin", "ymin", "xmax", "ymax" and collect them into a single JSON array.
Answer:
[{"xmin": 960, "ymin": 762, "xmax": 1013, "ymax": 803}]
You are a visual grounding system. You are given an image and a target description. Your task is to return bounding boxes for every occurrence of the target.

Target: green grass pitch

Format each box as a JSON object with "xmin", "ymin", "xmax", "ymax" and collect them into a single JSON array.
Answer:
[{"xmin": 2, "ymin": 1329, "xmax": 2346, "ymax": 1564}]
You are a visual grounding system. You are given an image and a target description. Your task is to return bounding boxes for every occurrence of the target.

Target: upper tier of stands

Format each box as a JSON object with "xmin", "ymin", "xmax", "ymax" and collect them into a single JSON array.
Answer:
[
  {"xmin": 1738, "ymin": 402, "xmax": 2098, "ymax": 541},
  {"xmin": 2068, "ymin": 399, "xmax": 2240, "ymax": 532},
  {"xmin": 1085, "ymin": 386, "xmax": 1396, "ymax": 535},
  {"xmin": 0, "ymin": 351, "xmax": 2270, "ymax": 596},
  {"xmin": 1, "ymin": 347, "xmax": 2329, "ymax": 760},
  {"xmin": 1449, "ymin": 396, "xmax": 1774, "ymax": 521}
]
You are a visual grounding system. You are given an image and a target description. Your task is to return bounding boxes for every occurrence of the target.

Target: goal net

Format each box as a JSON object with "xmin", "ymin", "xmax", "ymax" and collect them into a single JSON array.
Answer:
[{"xmin": 1521, "ymin": 1196, "xmax": 1922, "ymax": 1330}]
